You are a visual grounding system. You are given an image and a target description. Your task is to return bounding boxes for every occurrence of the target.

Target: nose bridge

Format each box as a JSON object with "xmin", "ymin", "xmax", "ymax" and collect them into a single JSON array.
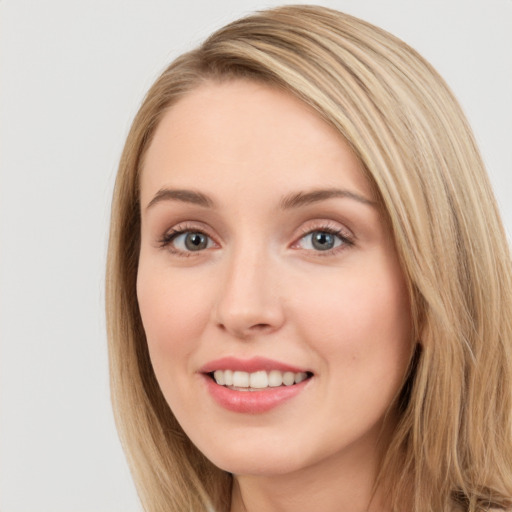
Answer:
[{"xmin": 214, "ymin": 237, "xmax": 283, "ymax": 338}]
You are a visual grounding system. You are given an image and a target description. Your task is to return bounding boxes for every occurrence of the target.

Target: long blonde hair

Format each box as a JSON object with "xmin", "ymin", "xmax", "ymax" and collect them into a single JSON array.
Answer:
[{"xmin": 106, "ymin": 5, "xmax": 512, "ymax": 511}]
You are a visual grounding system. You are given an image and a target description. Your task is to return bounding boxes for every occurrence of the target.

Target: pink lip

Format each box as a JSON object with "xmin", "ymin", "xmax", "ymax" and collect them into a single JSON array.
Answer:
[
  {"xmin": 199, "ymin": 356, "xmax": 308, "ymax": 374},
  {"xmin": 203, "ymin": 375, "xmax": 310, "ymax": 414},
  {"xmin": 198, "ymin": 357, "xmax": 312, "ymax": 414}
]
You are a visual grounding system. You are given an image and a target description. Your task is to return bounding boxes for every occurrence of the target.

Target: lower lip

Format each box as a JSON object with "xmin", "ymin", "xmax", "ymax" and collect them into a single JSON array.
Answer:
[{"xmin": 203, "ymin": 375, "xmax": 310, "ymax": 414}]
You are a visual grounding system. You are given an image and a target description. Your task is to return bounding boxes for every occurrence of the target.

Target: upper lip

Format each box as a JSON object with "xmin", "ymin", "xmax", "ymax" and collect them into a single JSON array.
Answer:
[{"xmin": 199, "ymin": 356, "xmax": 310, "ymax": 374}]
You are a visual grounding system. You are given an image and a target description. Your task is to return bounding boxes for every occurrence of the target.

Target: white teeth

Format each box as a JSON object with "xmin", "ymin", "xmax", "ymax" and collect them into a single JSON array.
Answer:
[
  {"xmin": 224, "ymin": 369, "xmax": 233, "ymax": 386},
  {"xmin": 295, "ymin": 372, "xmax": 308, "ymax": 384},
  {"xmin": 268, "ymin": 370, "xmax": 283, "ymax": 387},
  {"xmin": 213, "ymin": 370, "xmax": 225, "ymax": 385},
  {"xmin": 282, "ymin": 371, "xmax": 295, "ymax": 386},
  {"xmin": 232, "ymin": 371, "xmax": 249, "ymax": 387},
  {"xmin": 249, "ymin": 370, "xmax": 268, "ymax": 389},
  {"xmin": 212, "ymin": 369, "xmax": 310, "ymax": 389}
]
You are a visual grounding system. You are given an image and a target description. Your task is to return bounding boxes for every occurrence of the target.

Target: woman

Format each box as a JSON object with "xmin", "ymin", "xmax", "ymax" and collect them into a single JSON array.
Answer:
[{"xmin": 106, "ymin": 5, "xmax": 512, "ymax": 511}]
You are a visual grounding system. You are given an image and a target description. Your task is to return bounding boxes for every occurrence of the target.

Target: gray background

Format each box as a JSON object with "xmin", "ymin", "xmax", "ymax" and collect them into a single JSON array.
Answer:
[{"xmin": 1, "ymin": 0, "xmax": 511, "ymax": 510}]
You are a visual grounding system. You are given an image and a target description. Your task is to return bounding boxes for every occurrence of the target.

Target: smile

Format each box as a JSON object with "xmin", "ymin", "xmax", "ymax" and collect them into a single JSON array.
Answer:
[
  {"xmin": 200, "ymin": 357, "xmax": 313, "ymax": 413},
  {"xmin": 211, "ymin": 369, "xmax": 310, "ymax": 390}
]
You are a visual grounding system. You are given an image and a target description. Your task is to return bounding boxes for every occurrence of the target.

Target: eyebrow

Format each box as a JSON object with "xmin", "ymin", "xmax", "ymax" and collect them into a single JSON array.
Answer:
[
  {"xmin": 280, "ymin": 188, "xmax": 376, "ymax": 209},
  {"xmin": 146, "ymin": 188, "xmax": 215, "ymax": 210},
  {"xmin": 145, "ymin": 186, "xmax": 375, "ymax": 211}
]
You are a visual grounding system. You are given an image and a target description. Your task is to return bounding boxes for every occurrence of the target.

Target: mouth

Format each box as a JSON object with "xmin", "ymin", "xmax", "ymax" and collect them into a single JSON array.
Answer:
[
  {"xmin": 208, "ymin": 369, "xmax": 313, "ymax": 391},
  {"xmin": 200, "ymin": 357, "xmax": 314, "ymax": 413}
]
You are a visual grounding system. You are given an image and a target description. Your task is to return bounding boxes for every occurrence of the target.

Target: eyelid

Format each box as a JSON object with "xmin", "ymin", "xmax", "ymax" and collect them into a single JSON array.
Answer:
[
  {"xmin": 158, "ymin": 221, "xmax": 219, "ymax": 255},
  {"xmin": 156, "ymin": 219, "xmax": 354, "ymax": 256},
  {"xmin": 290, "ymin": 220, "xmax": 355, "ymax": 253}
]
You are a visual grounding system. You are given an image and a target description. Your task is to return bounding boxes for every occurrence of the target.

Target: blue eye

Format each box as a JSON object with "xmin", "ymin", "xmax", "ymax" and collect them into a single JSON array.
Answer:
[
  {"xmin": 298, "ymin": 230, "xmax": 346, "ymax": 251},
  {"xmin": 163, "ymin": 231, "xmax": 213, "ymax": 252}
]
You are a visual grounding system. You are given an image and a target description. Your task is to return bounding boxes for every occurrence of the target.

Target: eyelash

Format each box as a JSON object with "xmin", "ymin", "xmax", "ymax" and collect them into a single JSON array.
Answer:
[
  {"xmin": 158, "ymin": 223, "xmax": 215, "ymax": 257},
  {"xmin": 158, "ymin": 222, "xmax": 354, "ymax": 257},
  {"xmin": 295, "ymin": 224, "xmax": 354, "ymax": 256}
]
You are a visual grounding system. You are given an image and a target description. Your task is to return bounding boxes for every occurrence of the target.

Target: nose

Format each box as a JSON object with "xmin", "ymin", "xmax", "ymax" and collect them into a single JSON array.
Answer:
[{"xmin": 212, "ymin": 248, "xmax": 285, "ymax": 340}]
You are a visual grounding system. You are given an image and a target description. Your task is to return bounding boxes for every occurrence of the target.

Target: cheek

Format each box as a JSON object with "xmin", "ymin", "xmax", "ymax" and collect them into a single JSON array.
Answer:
[
  {"xmin": 297, "ymin": 269, "xmax": 412, "ymax": 450},
  {"xmin": 136, "ymin": 263, "xmax": 213, "ymax": 372},
  {"xmin": 295, "ymin": 259, "xmax": 412, "ymax": 382}
]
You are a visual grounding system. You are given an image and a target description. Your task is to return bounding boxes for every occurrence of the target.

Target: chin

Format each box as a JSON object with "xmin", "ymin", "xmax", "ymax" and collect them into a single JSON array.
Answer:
[
  {"xmin": 193, "ymin": 434, "xmax": 307, "ymax": 476},
  {"xmin": 213, "ymin": 455, "xmax": 304, "ymax": 477}
]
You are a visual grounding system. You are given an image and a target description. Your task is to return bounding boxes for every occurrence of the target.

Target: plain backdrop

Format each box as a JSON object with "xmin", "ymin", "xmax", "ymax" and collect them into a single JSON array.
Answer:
[{"xmin": 1, "ymin": 0, "xmax": 511, "ymax": 511}]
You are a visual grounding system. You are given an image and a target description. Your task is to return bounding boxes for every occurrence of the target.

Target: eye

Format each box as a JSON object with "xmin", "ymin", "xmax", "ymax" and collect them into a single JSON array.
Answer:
[
  {"xmin": 296, "ymin": 228, "xmax": 352, "ymax": 252},
  {"xmin": 175, "ymin": 232, "xmax": 212, "ymax": 251},
  {"xmin": 159, "ymin": 228, "xmax": 215, "ymax": 254}
]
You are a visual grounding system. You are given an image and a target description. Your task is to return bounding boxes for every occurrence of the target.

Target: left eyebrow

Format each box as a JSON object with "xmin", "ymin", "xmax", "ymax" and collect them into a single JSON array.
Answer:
[
  {"xmin": 280, "ymin": 188, "xmax": 376, "ymax": 209},
  {"xmin": 145, "ymin": 188, "xmax": 215, "ymax": 211}
]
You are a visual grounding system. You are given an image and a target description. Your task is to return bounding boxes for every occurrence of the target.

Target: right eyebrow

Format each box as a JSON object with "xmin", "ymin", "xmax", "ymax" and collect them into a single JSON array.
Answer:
[{"xmin": 145, "ymin": 188, "xmax": 215, "ymax": 210}]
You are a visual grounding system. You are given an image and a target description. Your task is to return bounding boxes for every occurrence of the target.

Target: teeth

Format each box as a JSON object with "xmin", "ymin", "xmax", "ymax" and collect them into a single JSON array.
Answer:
[
  {"xmin": 233, "ymin": 371, "xmax": 249, "ymax": 387},
  {"xmin": 212, "ymin": 370, "xmax": 309, "ymax": 389},
  {"xmin": 283, "ymin": 371, "xmax": 295, "ymax": 386},
  {"xmin": 224, "ymin": 369, "xmax": 233, "ymax": 386},
  {"xmin": 294, "ymin": 372, "xmax": 308, "ymax": 384},
  {"xmin": 268, "ymin": 370, "xmax": 283, "ymax": 387},
  {"xmin": 213, "ymin": 370, "xmax": 225, "ymax": 385},
  {"xmin": 249, "ymin": 370, "xmax": 268, "ymax": 389}
]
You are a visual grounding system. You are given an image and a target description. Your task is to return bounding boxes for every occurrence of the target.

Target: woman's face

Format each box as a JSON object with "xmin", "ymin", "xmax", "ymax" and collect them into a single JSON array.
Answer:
[{"xmin": 137, "ymin": 80, "xmax": 412, "ymax": 478}]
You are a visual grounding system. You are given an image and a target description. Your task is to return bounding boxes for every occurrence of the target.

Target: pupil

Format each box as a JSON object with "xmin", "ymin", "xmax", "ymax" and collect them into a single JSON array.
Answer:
[
  {"xmin": 185, "ymin": 233, "xmax": 207, "ymax": 251},
  {"xmin": 312, "ymin": 231, "xmax": 334, "ymax": 251}
]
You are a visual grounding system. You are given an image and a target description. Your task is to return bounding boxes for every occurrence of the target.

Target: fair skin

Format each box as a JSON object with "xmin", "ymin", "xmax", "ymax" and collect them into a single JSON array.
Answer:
[{"xmin": 137, "ymin": 80, "xmax": 413, "ymax": 512}]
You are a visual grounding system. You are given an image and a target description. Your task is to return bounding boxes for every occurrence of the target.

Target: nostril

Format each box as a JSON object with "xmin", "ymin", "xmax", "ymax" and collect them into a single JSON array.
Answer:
[
  {"xmin": 215, "ymin": 321, "xmax": 275, "ymax": 340},
  {"xmin": 252, "ymin": 323, "xmax": 271, "ymax": 330}
]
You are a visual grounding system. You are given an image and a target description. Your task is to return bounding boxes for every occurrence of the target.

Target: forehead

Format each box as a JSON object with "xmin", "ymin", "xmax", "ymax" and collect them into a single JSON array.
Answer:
[{"xmin": 140, "ymin": 79, "xmax": 372, "ymax": 205}]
